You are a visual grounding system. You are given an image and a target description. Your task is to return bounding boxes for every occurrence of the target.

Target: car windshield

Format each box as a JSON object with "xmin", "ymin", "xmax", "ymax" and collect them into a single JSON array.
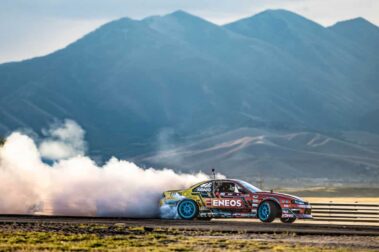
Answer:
[{"xmin": 238, "ymin": 180, "xmax": 262, "ymax": 193}]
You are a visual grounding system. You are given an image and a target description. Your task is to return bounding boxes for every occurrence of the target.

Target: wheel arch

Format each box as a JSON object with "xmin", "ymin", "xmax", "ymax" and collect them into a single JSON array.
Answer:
[
  {"xmin": 259, "ymin": 198, "xmax": 282, "ymax": 217},
  {"xmin": 178, "ymin": 198, "xmax": 199, "ymax": 206}
]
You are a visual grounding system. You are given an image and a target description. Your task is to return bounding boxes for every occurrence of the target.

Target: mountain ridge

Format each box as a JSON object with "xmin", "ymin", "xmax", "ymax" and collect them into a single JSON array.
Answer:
[
  {"xmin": 0, "ymin": 10, "xmax": 376, "ymax": 65},
  {"xmin": 0, "ymin": 9, "xmax": 378, "ymax": 182}
]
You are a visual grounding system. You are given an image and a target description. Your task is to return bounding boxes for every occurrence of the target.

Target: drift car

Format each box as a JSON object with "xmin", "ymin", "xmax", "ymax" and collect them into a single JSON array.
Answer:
[{"xmin": 160, "ymin": 179, "xmax": 312, "ymax": 223}]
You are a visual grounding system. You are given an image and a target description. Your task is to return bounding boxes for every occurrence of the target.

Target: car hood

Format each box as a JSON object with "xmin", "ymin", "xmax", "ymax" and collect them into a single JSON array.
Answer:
[{"xmin": 256, "ymin": 191, "xmax": 306, "ymax": 202}]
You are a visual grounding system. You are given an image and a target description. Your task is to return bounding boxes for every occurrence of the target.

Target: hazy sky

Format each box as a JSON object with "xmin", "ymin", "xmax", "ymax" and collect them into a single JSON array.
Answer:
[{"xmin": 1, "ymin": 0, "xmax": 378, "ymax": 63}]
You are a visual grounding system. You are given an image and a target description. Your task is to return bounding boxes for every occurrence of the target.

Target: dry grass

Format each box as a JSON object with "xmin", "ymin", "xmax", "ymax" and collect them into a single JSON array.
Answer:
[{"xmin": 0, "ymin": 222, "xmax": 377, "ymax": 251}]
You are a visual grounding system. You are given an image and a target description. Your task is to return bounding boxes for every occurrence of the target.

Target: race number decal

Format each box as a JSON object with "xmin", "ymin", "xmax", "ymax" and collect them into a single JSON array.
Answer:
[{"xmin": 212, "ymin": 199, "xmax": 242, "ymax": 207}]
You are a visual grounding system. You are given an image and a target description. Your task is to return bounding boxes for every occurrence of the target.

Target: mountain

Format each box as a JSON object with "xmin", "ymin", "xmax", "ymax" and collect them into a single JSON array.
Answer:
[
  {"xmin": 225, "ymin": 9, "xmax": 378, "ymax": 107},
  {"xmin": 329, "ymin": 17, "xmax": 379, "ymax": 51},
  {"xmin": 0, "ymin": 10, "xmax": 378, "ymax": 183},
  {"xmin": 139, "ymin": 128, "xmax": 379, "ymax": 184},
  {"xmin": 224, "ymin": 9, "xmax": 360, "ymax": 73},
  {"xmin": 329, "ymin": 18, "xmax": 379, "ymax": 132}
]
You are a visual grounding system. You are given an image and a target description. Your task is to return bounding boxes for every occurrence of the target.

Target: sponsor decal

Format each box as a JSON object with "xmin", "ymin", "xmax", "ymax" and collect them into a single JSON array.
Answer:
[
  {"xmin": 282, "ymin": 213, "xmax": 294, "ymax": 218},
  {"xmin": 298, "ymin": 205, "xmax": 310, "ymax": 209},
  {"xmin": 252, "ymin": 204, "xmax": 258, "ymax": 207},
  {"xmin": 194, "ymin": 182, "xmax": 212, "ymax": 192},
  {"xmin": 199, "ymin": 213, "xmax": 211, "ymax": 217},
  {"xmin": 232, "ymin": 213, "xmax": 255, "ymax": 218},
  {"xmin": 253, "ymin": 195, "xmax": 258, "ymax": 199},
  {"xmin": 252, "ymin": 199, "xmax": 259, "ymax": 203},
  {"xmin": 212, "ymin": 199, "xmax": 242, "ymax": 207},
  {"xmin": 283, "ymin": 204, "xmax": 289, "ymax": 208},
  {"xmin": 220, "ymin": 192, "xmax": 234, "ymax": 196}
]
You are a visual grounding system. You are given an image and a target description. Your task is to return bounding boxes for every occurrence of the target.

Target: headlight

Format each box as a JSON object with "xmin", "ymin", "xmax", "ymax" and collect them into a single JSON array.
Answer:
[{"xmin": 291, "ymin": 199, "xmax": 305, "ymax": 205}]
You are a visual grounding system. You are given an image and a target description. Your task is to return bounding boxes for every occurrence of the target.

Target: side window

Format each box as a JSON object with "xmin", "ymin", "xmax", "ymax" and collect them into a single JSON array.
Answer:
[
  {"xmin": 236, "ymin": 184, "xmax": 248, "ymax": 194},
  {"xmin": 215, "ymin": 182, "xmax": 237, "ymax": 194},
  {"xmin": 214, "ymin": 182, "xmax": 248, "ymax": 195},
  {"xmin": 193, "ymin": 182, "xmax": 213, "ymax": 197}
]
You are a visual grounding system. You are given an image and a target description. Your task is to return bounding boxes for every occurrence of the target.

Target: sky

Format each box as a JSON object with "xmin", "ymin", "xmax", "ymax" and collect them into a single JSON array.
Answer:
[{"xmin": 0, "ymin": 0, "xmax": 378, "ymax": 63}]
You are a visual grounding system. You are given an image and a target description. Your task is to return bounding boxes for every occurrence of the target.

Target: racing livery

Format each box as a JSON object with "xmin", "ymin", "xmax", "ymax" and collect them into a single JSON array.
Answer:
[{"xmin": 160, "ymin": 179, "xmax": 312, "ymax": 223}]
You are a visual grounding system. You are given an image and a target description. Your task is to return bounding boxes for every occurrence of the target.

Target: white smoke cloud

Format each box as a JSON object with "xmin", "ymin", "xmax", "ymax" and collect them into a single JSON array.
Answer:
[
  {"xmin": 39, "ymin": 119, "xmax": 86, "ymax": 160},
  {"xmin": 0, "ymin": 121, "xmax": 220, "ymax": 217},
  {"xmin": 159, "ymin": 192, "xmax": 185, "ymax": 219}
]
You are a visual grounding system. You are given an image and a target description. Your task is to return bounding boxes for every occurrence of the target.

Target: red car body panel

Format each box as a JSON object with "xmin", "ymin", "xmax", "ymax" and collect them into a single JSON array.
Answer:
[{"xmin": 161, "ymin": 179, "xmax": 312, "ymax": 220}]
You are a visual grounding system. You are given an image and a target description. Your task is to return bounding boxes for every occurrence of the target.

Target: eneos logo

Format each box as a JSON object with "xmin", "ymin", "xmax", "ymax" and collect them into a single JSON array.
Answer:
[{"xmin": 212, "ymin": 199, "xmax": 242, "ymax": 207}]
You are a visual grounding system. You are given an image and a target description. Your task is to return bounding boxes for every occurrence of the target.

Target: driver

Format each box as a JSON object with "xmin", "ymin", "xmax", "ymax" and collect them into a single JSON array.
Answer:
[{"xmin": 215, "ymin": 182, "xmax": 236, "ymax": 197}]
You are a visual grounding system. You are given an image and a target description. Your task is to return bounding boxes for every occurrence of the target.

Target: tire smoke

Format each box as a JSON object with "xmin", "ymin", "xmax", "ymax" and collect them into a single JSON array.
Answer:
[{"xmin": 0, "ymin": 121, "xmax": 216, "ymax": 217}]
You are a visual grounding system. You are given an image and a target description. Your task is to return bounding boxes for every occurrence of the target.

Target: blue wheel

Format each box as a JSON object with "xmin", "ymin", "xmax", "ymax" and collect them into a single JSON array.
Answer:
[
  {"xmin": 258, "ymin": 201, "xmax": 278, "ymax": 223},
  {"xmin": 177, "ymin": 199, "xmax": 198, "ymax": 220}
]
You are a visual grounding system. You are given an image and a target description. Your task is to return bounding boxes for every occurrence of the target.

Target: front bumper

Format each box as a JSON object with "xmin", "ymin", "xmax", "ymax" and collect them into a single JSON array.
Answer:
[{"xmin": 281, "ymin": 205, "xmax": 312, "ymax": 219}]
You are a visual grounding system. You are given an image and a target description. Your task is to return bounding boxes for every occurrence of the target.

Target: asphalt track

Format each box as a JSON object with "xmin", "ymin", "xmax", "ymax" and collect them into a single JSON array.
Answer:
[{"xmin": 0, "ymin": 215, "xmax": 378, "ymax": 236}]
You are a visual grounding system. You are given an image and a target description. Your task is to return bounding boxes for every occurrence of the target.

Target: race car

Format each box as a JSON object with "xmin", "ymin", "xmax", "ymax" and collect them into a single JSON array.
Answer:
[{"xmin": 160, "ymin": 179, "xmax": 312, "ymax": 223}]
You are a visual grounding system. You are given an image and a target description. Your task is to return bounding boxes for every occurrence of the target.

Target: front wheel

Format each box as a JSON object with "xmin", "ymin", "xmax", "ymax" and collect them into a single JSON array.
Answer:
[
  {"xmin": 177, "ymin": 199, "xmax": 199, "ymax": 220},
  {"xmin": 257, "ymin": 201, "xmax": 279, "ymax": 223},
  {"xmin": 280, "ymin": 217, "xmax": 296, "ymax": 223}
]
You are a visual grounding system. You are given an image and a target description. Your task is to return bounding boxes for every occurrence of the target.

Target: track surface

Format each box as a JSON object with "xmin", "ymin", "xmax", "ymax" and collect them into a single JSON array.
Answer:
[{"xmin": 0, "ymin": 215, "xmax": 378, "ymax": 236}]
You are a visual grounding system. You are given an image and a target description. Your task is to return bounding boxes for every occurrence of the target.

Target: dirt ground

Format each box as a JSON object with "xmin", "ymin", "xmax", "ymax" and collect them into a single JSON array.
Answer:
[{"xmin": 0, "ymin": 220, "xmax": 378, "ymax": 251}]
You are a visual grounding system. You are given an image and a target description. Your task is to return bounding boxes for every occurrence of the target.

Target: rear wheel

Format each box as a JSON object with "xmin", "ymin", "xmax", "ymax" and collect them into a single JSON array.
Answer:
[
  {"xmin": 177, "ymin": 199, "xmax": 199, "ymax": 220},
  {"xmin": 257, "ymin": 201, "xmax": 279, "ymax": 223},
  {"xmin": 280, "ymin": 217, "xmax": 296, "ymax": 223}
]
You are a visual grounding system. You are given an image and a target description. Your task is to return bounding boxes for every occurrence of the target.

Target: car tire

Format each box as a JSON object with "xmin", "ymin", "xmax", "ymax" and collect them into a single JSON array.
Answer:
[
  {"xmin": 280, "ymin": 217, "xmax": 296, "ymax": 224},
  {"xmin": 257, "ymin": 201, "xmax": 279, "ymax": 223},
  {"xmin": 177, "ymin": 199, "xmax": 199, "ymax": 220}
]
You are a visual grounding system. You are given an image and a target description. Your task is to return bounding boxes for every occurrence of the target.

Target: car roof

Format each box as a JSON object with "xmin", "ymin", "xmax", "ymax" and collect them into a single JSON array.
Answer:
[
  {"xmin": 212, "ymin": 179, "xmax": 244, "ymax": 183},
  {"xmin": 192, "ymin": 179, "xmax": 245, "ymax": 187}
]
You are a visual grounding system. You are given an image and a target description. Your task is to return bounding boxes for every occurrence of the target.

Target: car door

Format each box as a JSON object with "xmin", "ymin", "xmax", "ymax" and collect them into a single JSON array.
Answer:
[
  {"xmin": 210, "ymin": 181, "xmax": 246, "ymax": 210},
  {"xmin": 234, "ymin": 182, "xmax": 256, "ymax": 213},
  {"xmin": 192, "ymin": 181, "xmax": 214, "ymax": 209}
]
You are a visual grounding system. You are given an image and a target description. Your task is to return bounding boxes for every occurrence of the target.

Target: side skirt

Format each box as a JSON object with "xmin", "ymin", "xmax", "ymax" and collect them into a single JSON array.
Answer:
[{"xmin": 199, "ymin": 209, "xmax": 257, "ymax": 218}]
